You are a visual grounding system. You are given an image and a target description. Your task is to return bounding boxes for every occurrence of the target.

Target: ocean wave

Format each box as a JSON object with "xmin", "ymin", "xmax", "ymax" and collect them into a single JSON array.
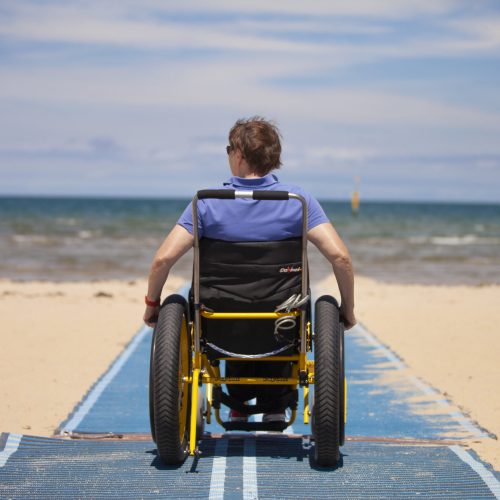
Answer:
[
  {"xmin": 11, "ymin": 232, "xmax": 97, "ymax": 243},
  {"xmin": 77, "ymin": 230, "xmax": 93, "ymax": 239},
  {"xmin": 407, "ymin": 235, "xmax": 500, "ymax": 246},
  {"xmin": 11, "ymin": 234, "xmax": 55, "ymax": 244},
  {"xmin": 431, "ymin": 235, "xmax": 479, "ymax": 246}
]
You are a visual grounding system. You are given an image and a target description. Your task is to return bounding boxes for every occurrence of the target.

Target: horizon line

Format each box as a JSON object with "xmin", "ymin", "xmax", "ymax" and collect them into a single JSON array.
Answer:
[{"xmin": 1, "ymin": 192, "xmax": 499, "ymax": 206}]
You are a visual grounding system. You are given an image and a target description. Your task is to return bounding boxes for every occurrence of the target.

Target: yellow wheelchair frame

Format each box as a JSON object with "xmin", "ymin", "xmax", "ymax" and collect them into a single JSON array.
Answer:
[
  {"xmin": 150, "ymin": 189, "xmax": 345, "ymax": 467},
  {"xmin": 188, "ymin": 310, "xmax": 315, "ymax": 453}
]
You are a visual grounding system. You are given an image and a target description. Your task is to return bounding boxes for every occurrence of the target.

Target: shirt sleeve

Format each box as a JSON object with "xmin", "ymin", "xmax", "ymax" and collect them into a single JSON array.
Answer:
[
  {"xmin": 177, "ymin": 200, "xmax": 205, "ymax": 238},
  {"xmin": 305, "ymin": 193, "xmax": 329, "ymax": 231}
]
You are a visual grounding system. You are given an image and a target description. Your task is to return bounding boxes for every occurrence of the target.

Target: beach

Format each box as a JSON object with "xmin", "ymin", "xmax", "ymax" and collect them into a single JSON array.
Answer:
[
  {"xmin": 1, "ymin": 274, "xmax": 498, "ymax": 470},
  {"xmin": 1, "ymin": 196, "xmax": 499, "ymax": 471}
]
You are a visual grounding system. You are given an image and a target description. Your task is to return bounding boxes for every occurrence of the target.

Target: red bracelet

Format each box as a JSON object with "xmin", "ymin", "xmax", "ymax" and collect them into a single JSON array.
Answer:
[{"xmin": 145, "ymin": 296, "xmax": 161, "ymax": 307}]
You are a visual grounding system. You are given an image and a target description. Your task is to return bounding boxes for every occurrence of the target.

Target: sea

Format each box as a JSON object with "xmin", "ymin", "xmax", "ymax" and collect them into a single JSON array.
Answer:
[{"xmin": 1, "ymin": 196, "xmax": 499, "ymax": 285}]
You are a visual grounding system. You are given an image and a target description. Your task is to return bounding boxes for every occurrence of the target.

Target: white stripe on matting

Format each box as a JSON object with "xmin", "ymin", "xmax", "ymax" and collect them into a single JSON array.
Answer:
[
  {"xmin": 61, "ymin": 324, "xmax": 151, "ymax": 433},
  {"xmin": 209, "ymin": 439, "xmax": 228, "ymax": 500},
  {"xmin": 355, "ymin": 323, "xmax": 405, "ymax": 369},
  {"xmin": 407, "ymin": 374, "xmax": 488, "ymax": 437},
  {"xmin": 243, "ymin": 438, "xmax": 258, "ymax": 500},
  {"xmin": 0, "ymin": 433, "xmax": 22, "ymax": 467},
  {"xmin": 450, "ymin": 446, "xmax": 500, "ymax": 499}
]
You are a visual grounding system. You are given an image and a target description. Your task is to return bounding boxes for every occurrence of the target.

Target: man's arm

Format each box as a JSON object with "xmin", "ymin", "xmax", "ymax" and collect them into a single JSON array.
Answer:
[
  {"xmin": 144, "ymin": 224, "xmax": 194, "ymax": 326},
  {"xmin": 307, "ymin": 222, "xmax": 356, "ymax": 329}
]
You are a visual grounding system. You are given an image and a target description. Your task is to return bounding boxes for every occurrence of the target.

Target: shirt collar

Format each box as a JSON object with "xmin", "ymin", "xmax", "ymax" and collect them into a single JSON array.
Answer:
[{"xmin": 223, "ymin": 174, "xmax": 279, "ymax": 188}]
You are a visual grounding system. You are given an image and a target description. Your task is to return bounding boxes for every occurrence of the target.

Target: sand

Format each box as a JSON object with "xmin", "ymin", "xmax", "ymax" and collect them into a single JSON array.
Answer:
[
  {"xmin": 1, "ymin": 275, "xmax": 498, "ymax": 470},
  {"xmin": 0, "ymin": 277, "xmax": 184, "ymax": 436}
]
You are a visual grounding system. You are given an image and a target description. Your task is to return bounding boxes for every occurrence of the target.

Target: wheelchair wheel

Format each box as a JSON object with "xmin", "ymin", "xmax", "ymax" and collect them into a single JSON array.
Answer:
[
  {"xmin": 313, "ymin": 295, "xmax": 342, "ymax": 466},
  {"xmin": 150, "ymin": 294, "xmax": 191, "ymax": 465}
]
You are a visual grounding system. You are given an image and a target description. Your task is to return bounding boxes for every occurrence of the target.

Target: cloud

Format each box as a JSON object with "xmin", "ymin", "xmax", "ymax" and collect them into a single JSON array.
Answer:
[
  {"xmin": 3, "ymin": 0, "xmax": 462, "ymax": 25},
  {"xmin": 306, "ymin": 147, "xmax": 377, "ymax": 163},
  {"xmin": 1, "ymin": 0, "xmax": 496, "ymax": 59},
  {"xmin": 0, "ymin": 15, "xmax": 319, "ymax": 53},
  {"xmin": 0, "ymin": 136, "xmax": 126, "ymax": 159},
  {"xmin": 444, "ymin": 16, "xmax": 500, "ymax": 51},
  {"xmin": 1, "ymin": 55, "xmax": 499, "ymax": 131},
  {"xmin": 1, "ymin": 0, "xmax": 499, "ymax": 202}
]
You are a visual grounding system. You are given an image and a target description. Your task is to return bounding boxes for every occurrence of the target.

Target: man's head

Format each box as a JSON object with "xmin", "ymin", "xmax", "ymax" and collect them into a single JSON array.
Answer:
[{"xmin": 228, "ymin": 117, "xmax": 282, "ymax": 176}]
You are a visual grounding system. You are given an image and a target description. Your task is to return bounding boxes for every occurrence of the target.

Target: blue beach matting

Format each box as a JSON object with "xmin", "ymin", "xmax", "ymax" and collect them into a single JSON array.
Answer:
[{"xmin": 1, "ymin": 295, "xmax": 500, "ymax": 498}]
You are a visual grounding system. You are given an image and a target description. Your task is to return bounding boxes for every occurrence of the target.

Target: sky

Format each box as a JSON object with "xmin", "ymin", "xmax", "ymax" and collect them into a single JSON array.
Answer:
[{"xmin": 1, "ymin": 1, "xmax": 500, "ymax": 202}]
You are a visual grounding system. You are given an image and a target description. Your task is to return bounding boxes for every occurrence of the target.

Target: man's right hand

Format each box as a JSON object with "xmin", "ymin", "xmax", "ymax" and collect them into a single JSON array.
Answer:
[{"xmin": 340, "ymin": 305, "xmax": 356, "ymax": 330}]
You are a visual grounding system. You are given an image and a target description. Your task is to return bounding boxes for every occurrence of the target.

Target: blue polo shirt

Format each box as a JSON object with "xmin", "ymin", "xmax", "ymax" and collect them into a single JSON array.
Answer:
[{"xmin": 177, "ymin": 174, "xmax": 329, "ymax": 241}]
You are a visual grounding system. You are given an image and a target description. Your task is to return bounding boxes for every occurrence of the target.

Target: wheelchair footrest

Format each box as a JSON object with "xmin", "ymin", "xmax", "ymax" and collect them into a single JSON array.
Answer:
[{"xmin": 221, "ymin": 421, "xmax": 289, "ymax": 432}]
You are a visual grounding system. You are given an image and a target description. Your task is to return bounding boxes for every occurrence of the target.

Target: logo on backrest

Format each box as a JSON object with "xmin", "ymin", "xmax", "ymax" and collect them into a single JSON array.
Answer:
[{"xmin": 279, "ymin": 266, "xmax": 302, "ymax": 273}]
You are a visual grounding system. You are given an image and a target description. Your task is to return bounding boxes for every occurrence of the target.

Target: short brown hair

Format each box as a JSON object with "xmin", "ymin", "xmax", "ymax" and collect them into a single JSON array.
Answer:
[{"xmin": 228, "ymin": 117, "xmax": 282, "ymax": 176}]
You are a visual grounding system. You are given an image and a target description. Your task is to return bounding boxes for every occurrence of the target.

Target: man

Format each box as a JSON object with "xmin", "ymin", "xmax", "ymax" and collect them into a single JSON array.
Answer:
[{"xmin": 144, "ymin": 117, "xmax": 355, "ymax": 422}]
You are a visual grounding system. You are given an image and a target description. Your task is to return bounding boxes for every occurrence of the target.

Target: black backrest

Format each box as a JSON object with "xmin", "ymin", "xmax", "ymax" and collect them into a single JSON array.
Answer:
[{"xmin": 197, "ymin": 237, "xmax": 304, "ymax": 358}]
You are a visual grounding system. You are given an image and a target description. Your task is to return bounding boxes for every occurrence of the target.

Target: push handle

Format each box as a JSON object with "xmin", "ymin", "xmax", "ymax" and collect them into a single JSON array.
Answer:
[
  {"xmin": 252, "ymin": 190, "xmax": 289, "ymax": 200},
  {"xmin": 197, "ymin": 189, "xmax": 235, "ymax": 199},
  {"xmin": 197, "ymin": 189, "xmax": 290, "ymax": 200}
]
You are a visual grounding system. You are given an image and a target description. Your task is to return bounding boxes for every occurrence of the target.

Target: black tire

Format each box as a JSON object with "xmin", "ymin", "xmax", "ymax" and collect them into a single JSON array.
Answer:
[
  {"xmin": 313, "ymin": 295, "xmax": 342, "ymax": 466},
  {"xmin": 149, "ymin": 327, "xmax": 157, "ymax": 443},
  {"xmin": 150, "ymin": 294, "xmax": 192, "ymax": 465},
  {"xmin": 339, "ymin": 319, "xmax": 345, "ymax": 447}
]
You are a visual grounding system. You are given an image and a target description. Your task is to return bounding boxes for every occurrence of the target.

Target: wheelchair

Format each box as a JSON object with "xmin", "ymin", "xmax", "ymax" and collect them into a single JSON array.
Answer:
[{"xmin": 149, "ymin": 189, "xmax": 346, "ymax": 466}]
